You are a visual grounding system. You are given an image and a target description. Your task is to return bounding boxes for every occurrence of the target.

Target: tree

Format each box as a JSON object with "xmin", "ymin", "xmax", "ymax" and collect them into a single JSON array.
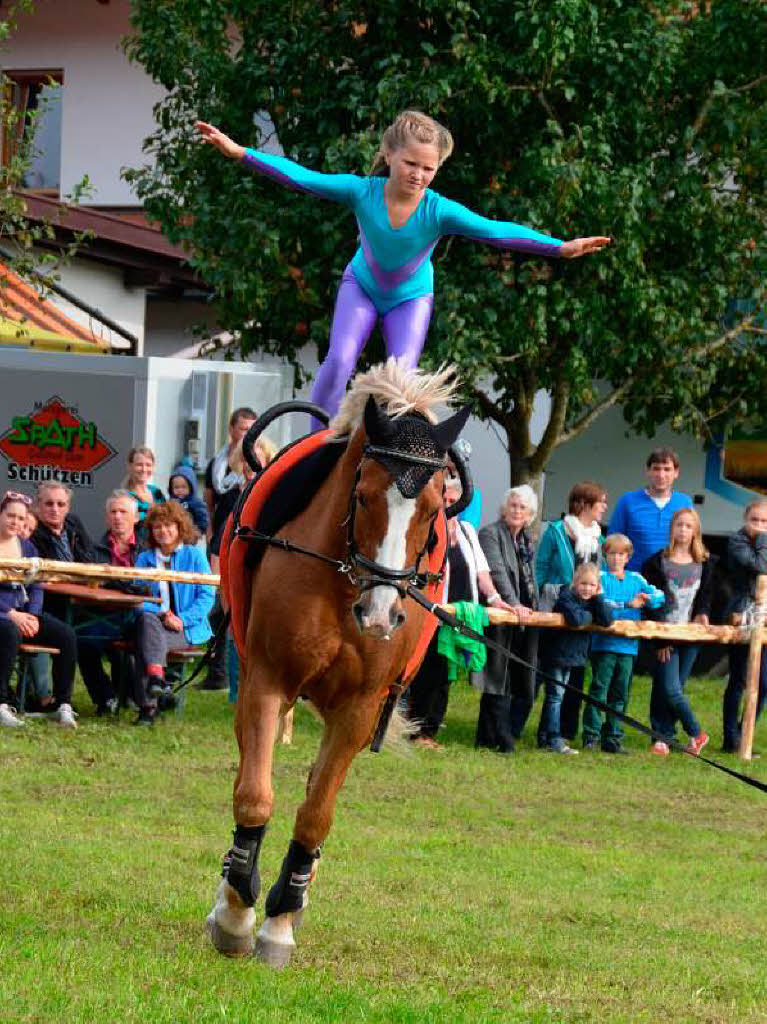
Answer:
[{"xmin": 126, "ymin": 0, "xmax": 766, "ymax": 484}]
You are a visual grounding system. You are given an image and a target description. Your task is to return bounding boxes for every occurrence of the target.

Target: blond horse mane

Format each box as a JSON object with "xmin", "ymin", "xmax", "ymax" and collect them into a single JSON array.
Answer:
[{"xmin": 330, "ymin": 358, "xmax": 459, "ymax": 435}]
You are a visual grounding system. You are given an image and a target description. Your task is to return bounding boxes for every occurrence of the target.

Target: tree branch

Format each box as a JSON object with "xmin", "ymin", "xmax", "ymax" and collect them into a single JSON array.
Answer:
[
  {"xmin": 529, "ymin": 376, "xmax": 570, "ymax": 473},
  {"xmin": 467, "ymin": 384, "xmax": 509, "ymax": 428},
  {"xmin": 688, "ymin": 74, "xmax": 767, "ymax": 151},
  {"xmin": 555, "ymin": 380, "xmax": 632, "ymax": 448}
]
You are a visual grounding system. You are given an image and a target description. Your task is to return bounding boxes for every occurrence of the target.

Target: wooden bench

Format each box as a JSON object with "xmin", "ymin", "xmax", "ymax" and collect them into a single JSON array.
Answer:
[{"xmin": 16, "ymin": 644, "xmax": 60, "ymax": 714}]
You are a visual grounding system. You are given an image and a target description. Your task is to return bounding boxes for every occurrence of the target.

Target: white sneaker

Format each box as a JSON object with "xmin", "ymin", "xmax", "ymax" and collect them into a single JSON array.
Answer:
[
  {"xmin": 0, "ymin": 703, "xmax": 24, "ymax": 727},
  {"xmin": 56, "ymin": 703, "xmax": 78, "ymax": 729}
]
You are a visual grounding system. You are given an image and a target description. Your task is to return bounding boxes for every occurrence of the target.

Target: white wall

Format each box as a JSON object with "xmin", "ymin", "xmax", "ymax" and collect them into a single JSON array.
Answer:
[{"xmin": 5, "ymin": 0, "xmax": 165, "ymax": 206}]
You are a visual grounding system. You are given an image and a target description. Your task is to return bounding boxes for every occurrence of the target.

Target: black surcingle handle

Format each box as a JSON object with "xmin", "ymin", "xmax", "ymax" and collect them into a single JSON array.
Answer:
[{"xmin": 243, "ymin": 401, "xmax": 331, "ymax": 472}]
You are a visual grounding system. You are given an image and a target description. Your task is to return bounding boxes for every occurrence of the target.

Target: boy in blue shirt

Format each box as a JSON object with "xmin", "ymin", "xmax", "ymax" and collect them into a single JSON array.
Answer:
[{"xmin": 583, "ymin": 533, "xmax": 665, "ymax": 753}]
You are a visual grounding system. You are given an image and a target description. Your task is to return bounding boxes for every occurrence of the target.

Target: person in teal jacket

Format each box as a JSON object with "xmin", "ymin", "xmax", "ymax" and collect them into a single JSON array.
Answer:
[
  {"xmin": 132, "ymin": 502, "xmax": 215, "ymax": 724},
  {"xmin": 196, "ymin": 111, "xmax": 610, "ymax": 418}
]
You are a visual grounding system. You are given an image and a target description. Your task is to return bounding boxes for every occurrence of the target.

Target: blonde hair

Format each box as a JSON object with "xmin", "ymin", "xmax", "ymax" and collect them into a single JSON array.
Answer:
[
  {"xmin": 369, "ymin": 110, "xmax": 454, "ymax": 176},
  {"xmin": 573, "ymin": 562, "xmax": 600, "ymax": 586},
  {"xmin": 255, "ymin": 436, "xmax": 278, "ymax": 466},
  {"xmin": 665, "ymin": 507, "xmax": 709, "ymax": 563},
  {"xmin": 745, "ymin": 499, "xmax": 767, "ymax": 519},
  {"xmin": 603, "ymin": 533, "xmax": 633, "ymax": 556}
]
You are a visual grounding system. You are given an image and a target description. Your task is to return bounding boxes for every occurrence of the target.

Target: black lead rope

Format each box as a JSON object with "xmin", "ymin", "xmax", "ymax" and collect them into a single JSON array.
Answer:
[{"xmin": 405, "ymin": 586, "xmax": 767, "ymax": 796}]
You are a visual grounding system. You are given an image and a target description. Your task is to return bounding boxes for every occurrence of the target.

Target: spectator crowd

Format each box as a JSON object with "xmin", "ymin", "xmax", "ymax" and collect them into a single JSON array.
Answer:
[{"xmin": 0, "ymin": 429, "xmax": 765, "ymax": 760}]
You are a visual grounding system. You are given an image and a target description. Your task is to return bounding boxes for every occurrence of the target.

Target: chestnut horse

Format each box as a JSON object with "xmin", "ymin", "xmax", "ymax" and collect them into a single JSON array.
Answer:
[{"xmin": 206, "ymin": 361, "xmax": 469, "ymax": 966}]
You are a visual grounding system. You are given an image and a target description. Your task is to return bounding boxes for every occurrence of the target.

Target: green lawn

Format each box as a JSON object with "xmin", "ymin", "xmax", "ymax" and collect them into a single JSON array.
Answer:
[{"xmin": 1, "ymin": 674, "xmax": 766, "ymax": 1024}]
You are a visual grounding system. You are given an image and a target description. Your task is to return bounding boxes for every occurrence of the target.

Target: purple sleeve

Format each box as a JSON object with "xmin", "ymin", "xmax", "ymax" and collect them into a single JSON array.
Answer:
[
  {"xmin": 436, "ymin": 195, "xmax": 563, "ymax": 257},
  {"xmin": 240, "ymin": 149, "xmax": 363, "ymax": 207}
]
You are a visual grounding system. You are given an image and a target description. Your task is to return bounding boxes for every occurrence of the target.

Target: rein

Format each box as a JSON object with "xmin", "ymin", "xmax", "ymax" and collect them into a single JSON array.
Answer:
[
  {"xmin": 234, "ymin": 441, "xmax": 448, "ymax": 595},
  {"xmin": 405, "ymin": 584, "xmax": 767, "ymax": 796}
]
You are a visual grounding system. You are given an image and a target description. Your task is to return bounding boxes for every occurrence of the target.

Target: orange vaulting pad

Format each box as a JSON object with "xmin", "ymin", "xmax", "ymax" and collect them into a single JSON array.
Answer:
[{"xmin": 0, "ymin": 261, "xmax": 109, "ymax": 353}]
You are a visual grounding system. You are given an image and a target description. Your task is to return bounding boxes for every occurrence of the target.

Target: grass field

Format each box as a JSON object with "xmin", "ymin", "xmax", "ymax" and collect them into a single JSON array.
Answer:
[{"xmin": 1, "ymin": 674, "xmax": 766, "ymax": 1024}]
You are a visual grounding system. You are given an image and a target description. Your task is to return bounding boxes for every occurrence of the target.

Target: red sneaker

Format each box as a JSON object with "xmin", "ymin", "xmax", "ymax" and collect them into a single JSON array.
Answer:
[
  {"xmin": 686, "ymin": 732, "xmax": 709, "ymax": 756},
  {"xmin": 651, "ymin": 741, "xmax": 670, "ymax": 756}
]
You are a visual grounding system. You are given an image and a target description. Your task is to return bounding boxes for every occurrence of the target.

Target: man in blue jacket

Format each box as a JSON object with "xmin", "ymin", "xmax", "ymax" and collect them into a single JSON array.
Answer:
[{"xmin": 608, "ymin": 448, "xmax": 693, "ymax": 572}]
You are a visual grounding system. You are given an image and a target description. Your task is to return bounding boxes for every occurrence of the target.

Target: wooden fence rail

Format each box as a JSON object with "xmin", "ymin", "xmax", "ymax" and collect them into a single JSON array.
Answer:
[{"xmin": 1, "ymin": 558, "xmax": 764, "ymax": 760}]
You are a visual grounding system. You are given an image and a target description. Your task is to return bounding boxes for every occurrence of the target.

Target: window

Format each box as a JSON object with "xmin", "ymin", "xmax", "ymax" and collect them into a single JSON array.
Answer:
[{"xmin": 1, "ymin": 69, "xmax": 63, "ymax": 195}]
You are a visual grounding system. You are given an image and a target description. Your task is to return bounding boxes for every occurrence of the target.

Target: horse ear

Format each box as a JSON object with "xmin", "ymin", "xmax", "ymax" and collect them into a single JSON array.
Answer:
[
  {"xmin": 431, "ymin": 405, "xmax": 471, "ymax": 453},
  {"xmin": 363, "ymin": 395, "xmax": 394, "ymax": 443}
]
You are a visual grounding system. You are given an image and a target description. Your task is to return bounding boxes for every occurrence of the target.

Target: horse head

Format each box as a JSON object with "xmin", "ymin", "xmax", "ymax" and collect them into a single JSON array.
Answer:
[{"xmin": 350, "ymin": 396, "xmax": 470, "ymax": 639}]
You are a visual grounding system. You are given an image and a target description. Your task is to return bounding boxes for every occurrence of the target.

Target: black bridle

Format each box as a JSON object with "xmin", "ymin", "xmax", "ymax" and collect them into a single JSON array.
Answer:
[{"xmin": 234, "ymin": 441, "xmax": 450, "ymax": 596}]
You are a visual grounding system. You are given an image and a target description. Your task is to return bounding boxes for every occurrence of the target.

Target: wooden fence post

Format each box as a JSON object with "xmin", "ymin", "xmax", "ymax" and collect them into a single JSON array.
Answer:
[{"xmin": 738, "ymin": 574, "xmax": 767, "ymax": 761}]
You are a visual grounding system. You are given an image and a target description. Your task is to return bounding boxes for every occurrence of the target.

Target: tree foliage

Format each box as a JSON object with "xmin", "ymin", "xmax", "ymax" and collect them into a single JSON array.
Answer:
[{"xmin": 126, "ymin": 0, "xmax": 766, "ymax": 482}]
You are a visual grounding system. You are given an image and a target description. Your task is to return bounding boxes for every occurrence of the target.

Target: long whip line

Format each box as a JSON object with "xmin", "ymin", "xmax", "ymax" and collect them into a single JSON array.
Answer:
[{"xmin": 405, "ymin": 586, "xmax": 767, "ymax": 795}]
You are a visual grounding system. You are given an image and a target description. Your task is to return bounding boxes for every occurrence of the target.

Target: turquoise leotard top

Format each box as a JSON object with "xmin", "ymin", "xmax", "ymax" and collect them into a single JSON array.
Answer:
[{"xmin": 242, "ymin": 148, "xmax": 563, "ymax": 314}]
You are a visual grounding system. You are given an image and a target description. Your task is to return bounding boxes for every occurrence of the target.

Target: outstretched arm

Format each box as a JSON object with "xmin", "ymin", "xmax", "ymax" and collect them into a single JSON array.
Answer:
[
  {"xmin": 437, "ymin": 195, "xmax": 610, "ymax": 259},
  {"xmin": 195, "ymin": 121, "xmax": 360, "ymax": 205}
]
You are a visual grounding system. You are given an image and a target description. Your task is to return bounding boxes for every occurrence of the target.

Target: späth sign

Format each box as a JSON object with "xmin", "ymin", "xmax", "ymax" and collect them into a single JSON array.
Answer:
[{"xmin": 0, "ymin": 396, "xmax": 117, "ymax": 488}]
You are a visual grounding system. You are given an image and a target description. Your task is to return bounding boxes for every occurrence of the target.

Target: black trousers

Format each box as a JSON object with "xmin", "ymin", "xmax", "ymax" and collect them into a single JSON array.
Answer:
[
  {"xmin": 475, "ymin": 692, "xmax": 516, "ymax": 753},
  {"xmin": 559, "ymin": 664, "xmax": 585, "ymax": 740},
  {"xmin": 0, "ymin": 613, "xmax": 76, "ymax": 707},
  {"xmin": 407, "ymin": 633, "xmax": 450, "ymax": 738}
]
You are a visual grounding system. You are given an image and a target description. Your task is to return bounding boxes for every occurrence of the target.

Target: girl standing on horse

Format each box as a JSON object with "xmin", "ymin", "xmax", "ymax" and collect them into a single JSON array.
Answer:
[{"xmin": 196, "ymin": 111, "xmax": 610, "ymax": 417}]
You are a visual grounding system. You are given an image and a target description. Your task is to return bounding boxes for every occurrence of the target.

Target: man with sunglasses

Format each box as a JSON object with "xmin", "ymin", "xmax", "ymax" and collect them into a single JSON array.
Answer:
[{"xmin": 32, "ymin": 483, "xmax": 96, "ymax": 622}]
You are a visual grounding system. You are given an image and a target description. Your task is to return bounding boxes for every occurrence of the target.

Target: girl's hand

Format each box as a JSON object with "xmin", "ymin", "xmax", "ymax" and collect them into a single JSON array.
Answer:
[
  {"xmin": 512, "ymin": 604, "xmax": 533, "ymax": 622},
  {"xmin": 195, "ymin": 121, "xmax": 245, "ymax": 161},
  {"xmin": 8, "ymin": 610, "xmax": 39, "ymax": 638},
  {"xmin": 629, "ymin": 592, "xmax": 650, "ymax": 609},
  {"xmin": 656, "ymin": 646, "xmax": 672, "ymax": 663},
  {"xmin": 161, "ymin": 611, "xmax": 185, "ymax": 633},
  {"xmin": 560, "ymin": 237, "xmax": 611, "ymax": 259},
  {"xmin": 693, "ymin": 614, "xmax": 709, "ymax": 626}
]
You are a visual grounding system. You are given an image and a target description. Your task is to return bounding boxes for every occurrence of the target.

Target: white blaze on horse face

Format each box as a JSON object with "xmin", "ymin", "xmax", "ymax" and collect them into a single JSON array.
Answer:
[{"xmin": 362, "ymin": 482, "xmax": 416, "ymax": 636}]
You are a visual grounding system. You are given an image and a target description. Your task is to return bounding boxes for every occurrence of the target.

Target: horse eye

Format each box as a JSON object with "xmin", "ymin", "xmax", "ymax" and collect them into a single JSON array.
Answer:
[{"xmin": 357, "ymin": 492, "xmax": 366, "ymax": 509}]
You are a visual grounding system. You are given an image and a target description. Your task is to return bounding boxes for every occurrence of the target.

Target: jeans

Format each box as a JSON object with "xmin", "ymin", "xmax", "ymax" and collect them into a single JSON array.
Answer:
[
  {"xmin": 538, "ymin": 665, "xmax": 571, "ymax": 751},
  {"xmin": 76, "ymin": 611, "xmax": 126, "ymax": 709},
  {"xmin": 583, "ymin": 651, "xmax": 634, "ymax": 748},
  {"xmin": 649, "ymin": 644, "xmax": 701, "ymax": 743},
  {"xmin": 723, "ymin": 644, "xmax": 767, "ymax": 751}
]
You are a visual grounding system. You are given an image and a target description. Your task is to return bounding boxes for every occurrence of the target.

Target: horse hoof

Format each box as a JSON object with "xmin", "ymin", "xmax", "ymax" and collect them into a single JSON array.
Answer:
[
  {"xmin": 206, "ymin": 914, "xmax": 254, "ymax": 958},
  {"xmin": 254, "ymin": 934, "xmax": 294, "ymax": 968}
]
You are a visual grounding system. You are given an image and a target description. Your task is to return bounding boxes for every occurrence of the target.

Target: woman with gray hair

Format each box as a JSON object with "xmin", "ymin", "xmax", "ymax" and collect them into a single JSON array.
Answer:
[{"xmin": 475, "ymin": 485, "xmax": 540, "ymax": 753}]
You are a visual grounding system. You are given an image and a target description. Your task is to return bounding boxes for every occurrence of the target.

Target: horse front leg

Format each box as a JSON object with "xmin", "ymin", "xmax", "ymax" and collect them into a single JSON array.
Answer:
[
  {"xmin": 255, "ymin": 693, "xmax": 382, "ymax": 967},
  {"xmin": 207, "ymin": 684, "xmax": 283, "ymax": 957}
]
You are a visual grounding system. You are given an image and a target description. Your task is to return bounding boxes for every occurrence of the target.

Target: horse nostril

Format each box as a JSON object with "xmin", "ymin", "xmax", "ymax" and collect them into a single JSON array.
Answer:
[{"xmin": 391, "ymin": 607, "xmax": 406, "ymax": 632}]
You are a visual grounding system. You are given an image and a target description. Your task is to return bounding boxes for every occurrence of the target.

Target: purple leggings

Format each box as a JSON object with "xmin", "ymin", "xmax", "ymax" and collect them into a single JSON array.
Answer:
[{"xmin": 310, "ymin": 268, "xmax": 433, "ymax": 422}]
